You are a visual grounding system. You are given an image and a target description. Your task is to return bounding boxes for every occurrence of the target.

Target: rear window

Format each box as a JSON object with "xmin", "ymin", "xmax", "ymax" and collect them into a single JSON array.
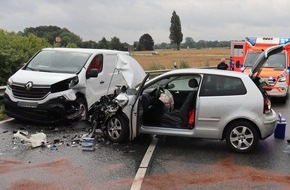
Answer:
[{"xmin": 200, "ymin": 74, "xmax": 247, "ymax": 96}]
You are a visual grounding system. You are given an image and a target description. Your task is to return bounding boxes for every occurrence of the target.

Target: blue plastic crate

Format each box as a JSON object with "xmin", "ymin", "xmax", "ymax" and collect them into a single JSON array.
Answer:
[{"xmin": 274, "ymin": 116, "xmax": 286, "ymax": 139}]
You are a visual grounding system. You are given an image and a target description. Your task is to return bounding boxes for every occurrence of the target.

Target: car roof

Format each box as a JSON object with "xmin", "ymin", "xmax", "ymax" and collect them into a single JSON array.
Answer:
[
  {"xmin": 42, "ymin": 47, "xmax": 129, "ymax": 55},
  {"xmin": 162, "ymin": 68, "xmax": 249, "ymax": 78}
]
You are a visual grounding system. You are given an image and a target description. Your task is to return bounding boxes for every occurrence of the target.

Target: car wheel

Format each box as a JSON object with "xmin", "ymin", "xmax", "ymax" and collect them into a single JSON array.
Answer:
[
  {"xmin": 225, "ymin": 121, "xmax": 259, "ymax": 153},
  {"xmin": 106, "ymin": 114, "xmax": 129, "ymax": 143},
  {"xmin": 76, "ymin": 97, "xmax": 88, "ymax": 121}
]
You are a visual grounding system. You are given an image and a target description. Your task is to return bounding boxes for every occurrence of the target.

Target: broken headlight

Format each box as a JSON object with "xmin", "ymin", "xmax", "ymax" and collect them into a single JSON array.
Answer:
[{"xmin": 51, "ymin": 76, "xmax": 79, "ymax": 93}]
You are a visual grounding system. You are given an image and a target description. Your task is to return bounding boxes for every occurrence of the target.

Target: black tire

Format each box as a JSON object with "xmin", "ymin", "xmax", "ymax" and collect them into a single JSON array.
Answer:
[
  {"xmin": 225, "ymin": 121, "xmax": 259, "ymax": 153},
  {"xmin": 281, "ymin": 95, "xmax": 287, "ymax": 103},
  {"xmin": 76, "ymin": 97, "xmax": 88, "ymax": 121},
  {"xmin": 106, "ymin": 114, "xmax": 129, "ymax": 143}
]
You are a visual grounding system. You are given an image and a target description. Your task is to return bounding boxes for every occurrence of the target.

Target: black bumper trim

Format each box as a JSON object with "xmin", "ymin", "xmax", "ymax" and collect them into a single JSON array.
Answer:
[{"xmin": 4, "ymin": 93, "xmax": 82, "ymax": 123}]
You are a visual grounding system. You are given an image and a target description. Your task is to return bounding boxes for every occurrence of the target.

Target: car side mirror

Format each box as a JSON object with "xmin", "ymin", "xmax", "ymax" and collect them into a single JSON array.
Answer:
[{"xmin": 86, "ymin": 69, "xmax": 99, "ymax": 79}]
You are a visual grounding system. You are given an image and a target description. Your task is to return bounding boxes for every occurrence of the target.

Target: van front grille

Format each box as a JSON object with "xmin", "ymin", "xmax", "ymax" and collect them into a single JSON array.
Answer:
[{"xmin": 11, "ymin": 83, "xmax": 51, "ymax": 100}]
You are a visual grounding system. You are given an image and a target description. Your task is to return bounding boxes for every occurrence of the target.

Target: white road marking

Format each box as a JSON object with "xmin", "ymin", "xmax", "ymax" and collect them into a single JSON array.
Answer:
[
  {"xmin": 0, "ymin": 118, "xmax": 14, "ymax": 124},
  {"xmin": 130, "ymin": 136, "xmax": 158, "ymax": 190}
]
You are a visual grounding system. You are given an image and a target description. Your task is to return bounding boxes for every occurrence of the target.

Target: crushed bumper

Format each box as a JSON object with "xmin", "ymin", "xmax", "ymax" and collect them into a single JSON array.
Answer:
[{"xmin": 3, "ymin": 94, "xmax": 83, "ymax": 124}]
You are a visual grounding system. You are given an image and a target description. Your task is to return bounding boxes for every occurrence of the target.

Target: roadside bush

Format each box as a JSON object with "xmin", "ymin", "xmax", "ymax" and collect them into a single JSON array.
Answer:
[
  {"xmin": 179, "ymin": 60, "xmax": 191, "ymax": 68},
  {"xmin": 0, "ymin": 29, "xmax": 49, "ymax": 85},
  {"xmin": 0, "ymin": 100, "xmax": 7, "ymax": 121},
  {"xmin": 147, "ymin": 62, "xmax": 166, "ymax": 71}
]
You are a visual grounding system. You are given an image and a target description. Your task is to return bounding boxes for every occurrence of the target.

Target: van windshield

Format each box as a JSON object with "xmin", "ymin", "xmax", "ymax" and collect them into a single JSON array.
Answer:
[
  {"xmin": 25, "ymin": 50, "xmax": 92, "ymax": 73},
  {"xmin": 244, "ymin": 52, "xmax": 286, "ymax": 69}
]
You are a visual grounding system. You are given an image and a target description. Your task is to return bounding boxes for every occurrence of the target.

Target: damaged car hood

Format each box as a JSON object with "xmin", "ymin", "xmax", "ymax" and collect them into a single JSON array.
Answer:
[{"xmin": 116, "ymin": 54, "xmax": 146, "ymax": 89}]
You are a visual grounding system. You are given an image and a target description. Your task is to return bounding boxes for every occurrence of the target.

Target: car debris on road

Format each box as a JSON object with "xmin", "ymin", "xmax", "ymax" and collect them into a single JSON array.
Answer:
[{"xmin": 13, "ymin": 131, "xmax": 47, "ymax": 148}]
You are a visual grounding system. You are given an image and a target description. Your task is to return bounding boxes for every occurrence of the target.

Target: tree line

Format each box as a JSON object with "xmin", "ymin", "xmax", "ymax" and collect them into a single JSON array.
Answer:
[{"xmin": 19, "ymin": 25, "xmax": 230, "ymax": 51}]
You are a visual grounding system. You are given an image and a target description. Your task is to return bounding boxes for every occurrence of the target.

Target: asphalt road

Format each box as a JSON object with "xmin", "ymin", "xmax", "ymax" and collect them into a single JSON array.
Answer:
[{"xmin": 0, "ymin": 97, "xmax": 289, "ymax": 190}]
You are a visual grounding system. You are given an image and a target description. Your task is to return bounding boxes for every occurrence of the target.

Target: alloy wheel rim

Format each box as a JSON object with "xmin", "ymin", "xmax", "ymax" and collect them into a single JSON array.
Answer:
[
  {"xmin": 108, "ymin": 118, "xmax": 122, "ymax": 139},
  {"xmin": 230, "ymin": 126, "xmax": 254, "ymax": 150}
]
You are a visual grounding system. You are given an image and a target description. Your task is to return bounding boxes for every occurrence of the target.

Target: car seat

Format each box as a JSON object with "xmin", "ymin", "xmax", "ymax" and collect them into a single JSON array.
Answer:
[{"xmin": 160, "ymin": 78, "xmax": 199, "ymax": 128}]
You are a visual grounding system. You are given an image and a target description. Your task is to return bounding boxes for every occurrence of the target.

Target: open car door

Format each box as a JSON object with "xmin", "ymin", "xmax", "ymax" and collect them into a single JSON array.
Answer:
[{"xmin": 129, "ymin": 73, "xmax": 150, "ymax": 140}]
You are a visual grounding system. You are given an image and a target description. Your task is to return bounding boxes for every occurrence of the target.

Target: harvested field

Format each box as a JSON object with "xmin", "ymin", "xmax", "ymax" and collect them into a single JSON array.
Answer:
[{"xmin": 131, "ymin": 48, "xmax": 230, "ymax": 70}]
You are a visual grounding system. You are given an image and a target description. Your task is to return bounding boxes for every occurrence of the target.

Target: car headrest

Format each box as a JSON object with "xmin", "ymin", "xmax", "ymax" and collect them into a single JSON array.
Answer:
[{"xmin": 188, "ymin": 78, "xmax": 198, "ymax": 88}]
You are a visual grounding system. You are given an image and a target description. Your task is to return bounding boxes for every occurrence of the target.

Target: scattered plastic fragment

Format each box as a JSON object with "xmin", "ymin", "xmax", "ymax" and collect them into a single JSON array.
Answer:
[
  {"xmin": 47, "ymin": 144, "xmax": 57, "ymax": 151},
  {"xmin": 13, "ymin": 131, "xmax": 47, "ymax": 148}
]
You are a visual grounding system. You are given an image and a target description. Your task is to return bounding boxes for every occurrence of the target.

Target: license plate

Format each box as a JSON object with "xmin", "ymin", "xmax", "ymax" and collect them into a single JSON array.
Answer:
[{"xmin": 17, "ymin": 101, "xmax": 38, "ymax": 108}]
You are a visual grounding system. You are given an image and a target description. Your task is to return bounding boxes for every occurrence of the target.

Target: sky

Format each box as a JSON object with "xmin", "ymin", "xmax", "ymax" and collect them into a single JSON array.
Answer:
[{"xmin": 1, "ymin": 0, "xmax": 290, "ymax": 44}]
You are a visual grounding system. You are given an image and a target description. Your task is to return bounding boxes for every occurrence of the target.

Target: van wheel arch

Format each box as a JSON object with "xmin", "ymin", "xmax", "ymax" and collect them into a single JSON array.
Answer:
[{"xmin": 75, "ymin": 95, "xmax": 88, "ymax": 120}]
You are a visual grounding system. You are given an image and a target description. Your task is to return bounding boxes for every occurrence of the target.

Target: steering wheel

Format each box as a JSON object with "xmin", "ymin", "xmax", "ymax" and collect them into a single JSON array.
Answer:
[{"xmin": 155, "ymin": 87, "xmax": 164, "ymax": 98}]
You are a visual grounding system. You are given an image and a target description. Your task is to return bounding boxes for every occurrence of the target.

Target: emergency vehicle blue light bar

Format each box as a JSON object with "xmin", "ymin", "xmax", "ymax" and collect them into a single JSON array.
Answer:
[
  {"xmin": 246, "ymin": 37, "xmax": 257, "ymax": 46},
  {"xmin": 279, "ymin": 38, "xmax": 290, "ymax": 45},
  {"xmin": 246, "ymin": 37, "xmax": 290, "ymax": 46}
]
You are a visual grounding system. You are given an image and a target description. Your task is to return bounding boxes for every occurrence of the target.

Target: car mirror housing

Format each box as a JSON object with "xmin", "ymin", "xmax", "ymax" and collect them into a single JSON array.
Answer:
[{"xmin": 86, "ymin": 69, "xmax": 99, "ymax": 79}]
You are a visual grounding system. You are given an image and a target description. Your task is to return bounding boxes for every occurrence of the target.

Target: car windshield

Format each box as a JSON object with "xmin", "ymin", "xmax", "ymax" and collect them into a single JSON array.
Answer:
[
  {"xmin": 25, "ymin": 50, "xmax": 92, "ymax": 73},
  {"xmin": 244, "ymin": 52, "xmax": 286, "ymax": 69}
]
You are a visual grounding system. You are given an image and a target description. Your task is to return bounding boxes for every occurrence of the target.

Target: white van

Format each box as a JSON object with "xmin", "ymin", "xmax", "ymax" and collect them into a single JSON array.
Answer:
[{"xmin": 3, "ymin": 48, "xmax": 143, "ymax": 123}]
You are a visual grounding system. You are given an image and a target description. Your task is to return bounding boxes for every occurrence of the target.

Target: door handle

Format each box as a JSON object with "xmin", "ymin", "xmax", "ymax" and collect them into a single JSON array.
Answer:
[{"xmin": 100, "ymin": 81, "xmax": 104, "ymax": 84}]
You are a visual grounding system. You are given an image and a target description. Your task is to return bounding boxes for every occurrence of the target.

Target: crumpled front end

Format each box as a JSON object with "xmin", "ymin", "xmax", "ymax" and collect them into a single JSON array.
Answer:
[
  {"xmin": 4, "ymin": 93, "xmax": 83, "ymax": 123},
  {"xmin": 116, "ymin": 54, "xmax": 146, "ymax": 89}
]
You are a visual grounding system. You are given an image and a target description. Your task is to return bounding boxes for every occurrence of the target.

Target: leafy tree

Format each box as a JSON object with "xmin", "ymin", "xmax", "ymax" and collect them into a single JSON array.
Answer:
[
  {"xmin": 120, "ymin": 42, "xmax": 130, "ymax": 51},
  {"xmin": 66, "ymin": 43, "xmax": 78, "ymax": 48},
  {"xmin": 169, "ymin": 10, "xmax": 183, "ymax": 50},
  {"xmin": 155, "ymin": 42, "xmax": 173, "ymax": 49},
  {"xmin": 59, "ymin": 28, "xmax": 82, "ymax": 47},
  {"xmin": 109, "ymin": 36, "xmax": 122, "ymax": 50},
  {"xmin": 22, "ymin": 25, "xmax": 62, "ymax": 44},
  {"xmin": 218, "ymin": 41, "xmax": 231, "ymax": 47},
  {"xmin": 80, "ymin": 40, "xmax": 98, "ymax": 48},
  {"xmin": 21, "ymin": 26, "xmax": 82, "ymax": 47},
  {"xmin": 98, "ymin": 37, "xmax": 109, "ymax": 49},
  {"xmin": 196, "ymin": 40, "xmax": 207, "ymax": 49},
  {"xmin": 181, "ymin": 37, "xmax": 195, "ymax": 49},
  {"xmin": 139, "ymin": 33, "xmax": 154, "ymax": 51},
  {"xmin": 0, "ymin": 30, "xmax": 49, "ymax": 85}
]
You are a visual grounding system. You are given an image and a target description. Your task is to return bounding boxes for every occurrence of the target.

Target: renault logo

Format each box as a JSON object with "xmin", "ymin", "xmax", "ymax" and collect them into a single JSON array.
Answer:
[{"xmin": 25, "ymin": 81, "xmax": 33, "ymax": 91}]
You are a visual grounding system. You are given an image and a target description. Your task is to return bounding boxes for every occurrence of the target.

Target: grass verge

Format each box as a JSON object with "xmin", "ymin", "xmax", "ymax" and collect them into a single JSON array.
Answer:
[{"xmin": 0, "ymin": 100, "xmax": 8, "ymax": 121}]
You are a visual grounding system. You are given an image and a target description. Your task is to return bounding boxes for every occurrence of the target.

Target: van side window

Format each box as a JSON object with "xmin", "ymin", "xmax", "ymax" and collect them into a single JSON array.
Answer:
[
  {"xmin": 88, "ymin": 54, "xmax": 103, "ymax": 72},
  {"xmin": 200, "ymin": 74, "xmax": 247, "ymax": 96}
]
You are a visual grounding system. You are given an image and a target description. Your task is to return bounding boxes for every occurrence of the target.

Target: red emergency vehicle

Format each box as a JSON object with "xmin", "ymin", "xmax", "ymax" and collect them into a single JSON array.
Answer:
[{"xmin": 230, "ymin": 37, "xmax": 290, "ymax": 101}]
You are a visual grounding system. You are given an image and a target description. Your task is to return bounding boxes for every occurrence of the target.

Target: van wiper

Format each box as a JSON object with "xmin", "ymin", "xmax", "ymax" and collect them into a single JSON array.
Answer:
[{"xmin": 25, "ymin": 66, "xmax": 37, "ymax": 71}]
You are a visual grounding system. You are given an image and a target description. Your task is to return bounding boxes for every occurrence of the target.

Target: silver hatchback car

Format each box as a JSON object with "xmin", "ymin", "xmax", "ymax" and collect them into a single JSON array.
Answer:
[{"xmin": 90, "ymin": 45, "xmax": 283, "ymax": 153}]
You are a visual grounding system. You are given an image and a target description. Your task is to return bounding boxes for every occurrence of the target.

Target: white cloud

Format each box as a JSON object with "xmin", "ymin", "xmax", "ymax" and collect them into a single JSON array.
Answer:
[{"xmin": 1, "ymin": 0, "xmax": 290, "ymax": 44}]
